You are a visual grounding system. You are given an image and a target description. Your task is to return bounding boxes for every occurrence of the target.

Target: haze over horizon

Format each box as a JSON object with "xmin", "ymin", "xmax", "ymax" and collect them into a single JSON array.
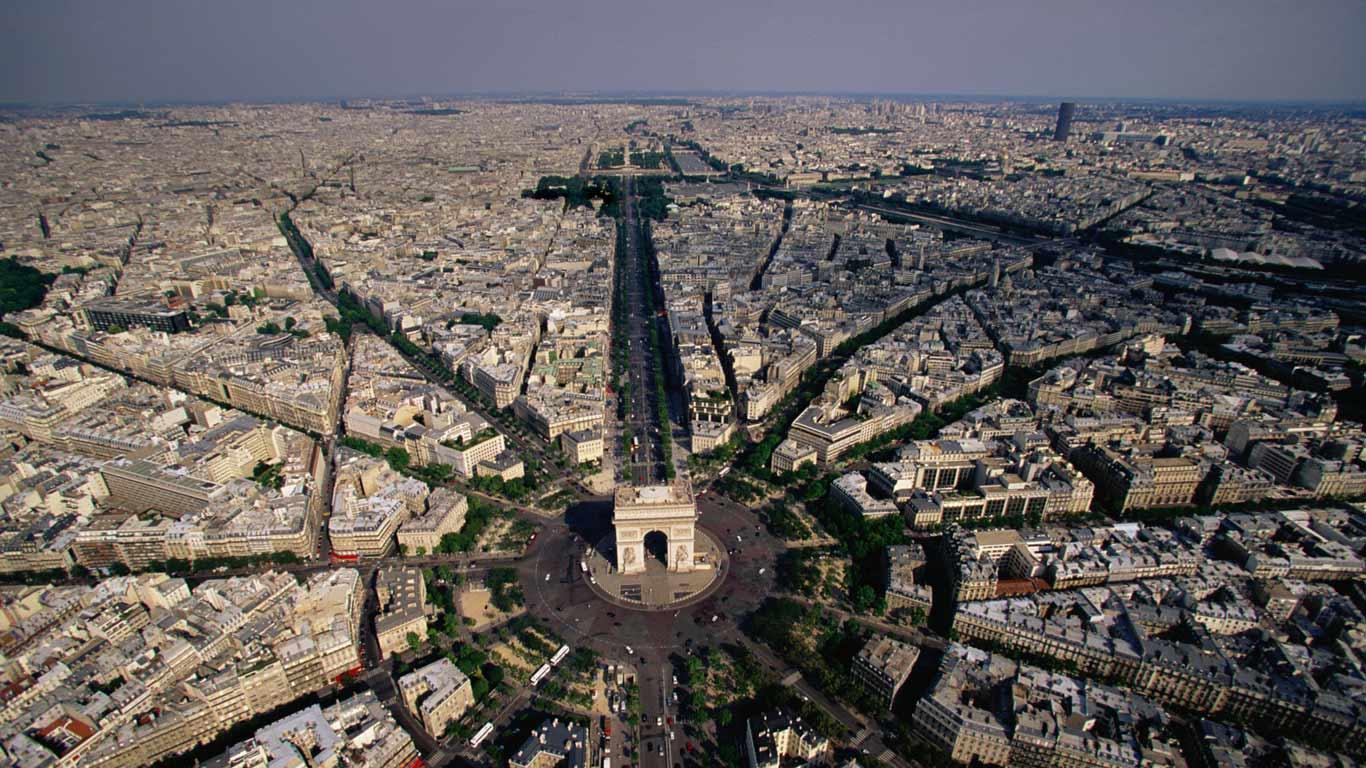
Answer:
[{"xmin": 3, "ymin": 0, "xmax": 1365, "ymax": 106}]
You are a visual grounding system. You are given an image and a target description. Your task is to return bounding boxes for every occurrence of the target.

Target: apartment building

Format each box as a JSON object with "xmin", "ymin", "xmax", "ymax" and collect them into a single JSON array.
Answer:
[
  {"xmin": 398, "ymin": 657, "xmax": 475, "ymax": 737},
  {"xmin": 72, "ymin": 514, "xmax": 172, "ymax": 570},
  {"xmin": 374, "ymin": 567, "xmax": 428, "ymax": 658},
  {"xmin": 396, "ymin": 488, "xmax": 467, "ymax": 555},
  {"xmin": 745, "ymin": 709, "xmax": 829, "ymax": 768},
  {"xmin": 885, "ymin": 543, "xmax": 933, "ymax": 616},
  {"xmin": 439, "ymin": 429, "xmax": 507, "ymax": 479},
  {"xmin": 101, "ymin": 459, "xmax": 224, "ymax": 518},
  {"xmin": 330, "ymin": 451, "xmax": 427, "ymax": 559},
  {"xmin": 1073, "ymin": 446, "xmax": 1203, "ymax": 512},
  {"xmin": 559, "ymin": 428, "xmax": 604, "ymax": 465},
  {"xmin": 830, "ymin": 472, "xmax": 899, "ymax": 518},
  {"xmin": 785, "ymin": 385, "xmax": 919, "ymax": 464},
  {"xmin": 80, "ymin": 296, "xmax": 192, "ymax": 335},
  {"xmin": 853, "ymin": 635, "xmax": 920, "ymax": 710},
  {"xmin": 769, "ymin": 438, "xmax": 817, "ymax": 475},
  {"xmin": 509, "ymin": 717, "xmax": 589, "ymax": 768}
]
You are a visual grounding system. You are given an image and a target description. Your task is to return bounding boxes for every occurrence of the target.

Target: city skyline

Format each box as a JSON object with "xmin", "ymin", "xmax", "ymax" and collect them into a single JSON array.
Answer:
[{"xmin": 0, "ymin": 4, "xmax": 1363, "ymax": 766}]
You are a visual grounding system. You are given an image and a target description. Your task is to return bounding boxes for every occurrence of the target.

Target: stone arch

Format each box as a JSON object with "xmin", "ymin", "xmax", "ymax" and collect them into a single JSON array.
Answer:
[{"xmin": 613, "ymin": 481, "xmax": 698, "ymax": 575}]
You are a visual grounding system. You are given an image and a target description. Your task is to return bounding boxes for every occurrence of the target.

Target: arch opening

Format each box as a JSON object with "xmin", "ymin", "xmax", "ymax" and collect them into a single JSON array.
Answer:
[{"xmin": 643, "ymin": 530, "xmax": 668, "ymax": 566}]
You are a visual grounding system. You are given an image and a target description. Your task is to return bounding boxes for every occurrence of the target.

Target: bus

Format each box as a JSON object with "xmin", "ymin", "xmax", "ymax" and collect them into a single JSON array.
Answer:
[
  {"xmin": 530, "ymin": 663, "xmax": 552, "ymax": 686},
  {"xmin": 469, "ymin": 722, "xmax": 494, "ymax": 748},
  {"xmin": 551, "ymin": 645, "xmax": 570, "ymax": 666}
]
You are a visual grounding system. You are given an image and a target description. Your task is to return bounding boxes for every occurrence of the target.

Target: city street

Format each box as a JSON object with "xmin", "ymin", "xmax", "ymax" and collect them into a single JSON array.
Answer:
[{"xmin": 617, "ymin": 175, "xmax": 676, "ymax": 486}]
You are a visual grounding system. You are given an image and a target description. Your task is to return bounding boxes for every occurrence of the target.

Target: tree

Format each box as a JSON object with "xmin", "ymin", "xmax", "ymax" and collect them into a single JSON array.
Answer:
[
  {"xmin": 385, "ymin": 446, "xmax": 411, "ymax": 473},
  {"xmin": 846, "ymin": 582, "xmax": 879, "ymax": 612},
  {"xmin": 685, "ymin": 656, "xmax": 703, "ymax": 682},
  {"xmin": 471, "ymin": 676, "xmax": 490, "ymax": 700},
  {"xmin": 406, "ymin": 631, "xmax": 422, "ymax": 654},
  {"xmin": 0, "ymin": 258, "xmax": 54, "ymax": 320}
]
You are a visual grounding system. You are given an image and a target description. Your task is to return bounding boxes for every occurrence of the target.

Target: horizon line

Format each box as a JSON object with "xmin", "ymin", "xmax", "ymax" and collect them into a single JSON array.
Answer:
[{"xmin": 3, "ymin": 88, "xmax": 1366, "ymax": 112}]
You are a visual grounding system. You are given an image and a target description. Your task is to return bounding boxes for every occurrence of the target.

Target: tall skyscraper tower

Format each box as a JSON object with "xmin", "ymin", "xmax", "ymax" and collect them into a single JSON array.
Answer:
[{"xmin": 1053, "ymin": 102, "xmax": 1076, "ymax": 141}]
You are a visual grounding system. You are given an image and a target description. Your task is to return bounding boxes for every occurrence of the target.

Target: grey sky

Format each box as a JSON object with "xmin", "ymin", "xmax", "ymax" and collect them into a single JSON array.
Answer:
[{"xmin": 2, "ymin": 0, "xmax": 1363, "ymax": 104}]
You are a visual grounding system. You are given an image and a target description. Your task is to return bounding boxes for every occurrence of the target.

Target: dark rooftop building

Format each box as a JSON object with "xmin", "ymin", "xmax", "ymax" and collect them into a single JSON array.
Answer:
[
  {"xmin": 1053, "ymin": 102, "xmax": 1077, "ymax": 142},
  {"xmin": 80, "ymin": 296, "xmax": 191, "ymax": 334},
  {"xmin": 509, "ymin": 717, "xmax": 588, "ymax": 768}
]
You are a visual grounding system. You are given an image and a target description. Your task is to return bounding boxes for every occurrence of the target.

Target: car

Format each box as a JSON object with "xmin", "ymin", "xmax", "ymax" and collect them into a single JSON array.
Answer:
[
  {"xmin": 544, "ymin": 573, "xmax": 550, "ymax": 581},
  {"xmin": 625, "ymin": 646, "xmax": 634, "ymax": 655},
  {"xmin": 666, "ymin": 717, "xmax": 673, "ymax": 726},
  {"xmin": 646, "ymin": 742, "xmax": 654, "ymax": 754},
  {"xmin": 656, "ymin": 716, "xmax": 662, "ymax": 727},
  {"xmin": 672, "ymin": 675, "xmax": 678, "ymax": 686}
]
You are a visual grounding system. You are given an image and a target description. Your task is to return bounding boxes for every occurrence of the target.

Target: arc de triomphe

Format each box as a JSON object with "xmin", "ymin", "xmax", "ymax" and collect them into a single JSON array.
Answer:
[{"xmin": 612, "ymin": 480, "xmax": 698, "ymax": 575}]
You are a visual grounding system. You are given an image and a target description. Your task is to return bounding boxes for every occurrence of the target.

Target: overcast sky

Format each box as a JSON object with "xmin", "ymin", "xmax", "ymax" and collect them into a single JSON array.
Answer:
[{"xmin": 2, "ymin": 0, "xmax": 1363, "ymax": 105}]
